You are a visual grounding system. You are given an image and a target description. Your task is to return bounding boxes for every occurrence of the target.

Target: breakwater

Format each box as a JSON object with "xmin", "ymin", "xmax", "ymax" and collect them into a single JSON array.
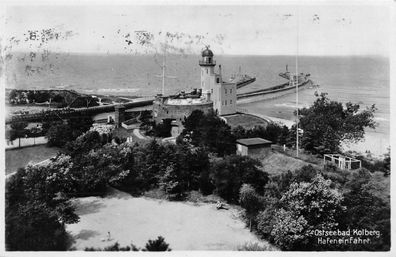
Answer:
[{"xmin": 6, "ymin": 99, "xmax": 154, "ymax": 124}]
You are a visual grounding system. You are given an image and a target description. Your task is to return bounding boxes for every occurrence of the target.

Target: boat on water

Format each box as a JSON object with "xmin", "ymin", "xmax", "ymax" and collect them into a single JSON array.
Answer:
[
  {"xmin": 229, "ymin": 66, "xmax": 256, "ymax": 89},
  {"xmin": 236, "ymin": 65, "xmax": 313, "ymax": 101}
]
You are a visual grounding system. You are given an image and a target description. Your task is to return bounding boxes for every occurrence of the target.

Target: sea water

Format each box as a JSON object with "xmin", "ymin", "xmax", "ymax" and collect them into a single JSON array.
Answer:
[{"xmin": 5, "ymin": 53, "xmax": 389, "ymax": 156}]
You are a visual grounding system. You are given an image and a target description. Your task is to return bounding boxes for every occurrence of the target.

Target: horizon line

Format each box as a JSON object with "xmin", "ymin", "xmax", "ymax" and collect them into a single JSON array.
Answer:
[{"xmin": 9, "ymin": 50, "xmax": 389, "ymax": 59}]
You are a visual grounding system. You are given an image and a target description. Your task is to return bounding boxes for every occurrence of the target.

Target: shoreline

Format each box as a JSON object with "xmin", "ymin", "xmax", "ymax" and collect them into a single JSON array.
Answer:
[{"xmin": 255, "ymin": 114, "xmax": 388, "ymax": 158}]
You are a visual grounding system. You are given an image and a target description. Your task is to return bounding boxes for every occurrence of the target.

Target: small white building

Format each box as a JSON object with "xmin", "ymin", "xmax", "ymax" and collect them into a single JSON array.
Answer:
[{"xmin": 236, "ymin": 138, "xmax": 272, "ymax": 157}]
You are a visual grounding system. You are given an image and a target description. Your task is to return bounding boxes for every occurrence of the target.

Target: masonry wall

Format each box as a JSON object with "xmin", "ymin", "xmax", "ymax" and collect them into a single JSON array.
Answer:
[
  {"xmin": 213, "ymin": 82, "xmax": 237, "ymax": 116},
  {"xmin": 153, "ymin": 99, "xmax": 213, "ymax": 125}
]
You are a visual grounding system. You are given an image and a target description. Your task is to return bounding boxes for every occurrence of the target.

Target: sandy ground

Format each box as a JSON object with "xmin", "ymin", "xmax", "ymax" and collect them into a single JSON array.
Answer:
[{"xmin": 67, "ymin": 188, "xmax": 274, "ymax": 251}]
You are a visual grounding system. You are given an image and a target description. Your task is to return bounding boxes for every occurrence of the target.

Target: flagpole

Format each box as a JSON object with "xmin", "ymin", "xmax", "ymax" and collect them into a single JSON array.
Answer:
[
  {"xmin": 296, "ymin": 6, "xmax": 299, "ymax": 157},
  {"xmin": 162, "ymin": 45, "xmax": 166, "ymax": 95}
]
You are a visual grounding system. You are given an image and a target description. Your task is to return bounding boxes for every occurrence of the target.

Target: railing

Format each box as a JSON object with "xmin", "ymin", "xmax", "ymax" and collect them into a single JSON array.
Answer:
[{"xmin": 199, "ymin": 60, "xmax": 216, "ymax": 66}]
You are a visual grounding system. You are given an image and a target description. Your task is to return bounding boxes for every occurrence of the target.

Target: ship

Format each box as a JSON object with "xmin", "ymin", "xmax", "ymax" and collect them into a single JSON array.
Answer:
[
  {"xmin": 236, "ymin": 65, "xmax": 313, "ymax": 101},
  {"xmin": 229, "ymin": 66, "xmax": 256, "ymax": 89}
]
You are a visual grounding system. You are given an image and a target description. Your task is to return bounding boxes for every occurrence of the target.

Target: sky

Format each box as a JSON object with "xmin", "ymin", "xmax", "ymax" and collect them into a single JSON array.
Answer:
[{"xmin": 3, "ymin": 3, "xmax": 391, "ymax": 56}]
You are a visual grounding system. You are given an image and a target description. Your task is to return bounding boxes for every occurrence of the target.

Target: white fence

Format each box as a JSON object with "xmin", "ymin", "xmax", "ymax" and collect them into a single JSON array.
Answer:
[
  {"xmin": 323, "ymin": 154, "xmax": 361, "ymax": 170},
  {"xmin": 5, "ymin": 136, "xmax": 48, "ymax": 150}
]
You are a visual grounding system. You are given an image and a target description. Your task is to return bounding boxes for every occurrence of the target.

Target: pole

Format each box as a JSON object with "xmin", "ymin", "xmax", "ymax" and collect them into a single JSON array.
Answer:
[
  {"xmin": 162, "ymin": 44, "xmax": 167, "ymax": 96},
  {"xmin": 162, "ymin": 53, "xmax": 165, "ymax": 95},
  {"xmin": 296, "ymin": 6, "xmax": 299, "ymax": 158}
]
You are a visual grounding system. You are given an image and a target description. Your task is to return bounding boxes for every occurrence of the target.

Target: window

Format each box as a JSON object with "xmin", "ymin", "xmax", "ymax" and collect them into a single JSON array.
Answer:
[
  {"xmin": 230, "ymin": 89, "xmax": 232, "ymax": 94},
  {"xmin": 225, "ymin": 89, "xmax": 227, "ymax": 94},
  {"xmin": 230, "ymin": 100, "xmax": 232, "ymax": 104},
  {"xmin": 211, "ymin": 89, "xmax": 213, "ymax": 93},
  {"xmin": 216, "ymin": 78, "xmax": 220, "ymax": 83},
  {"xmin": 206, "ymin": 69, "xmax": 208, "ymax": 74},
  {"xmin": 225, "ymin": 100, "xmax": 227, "ymax": 105}
]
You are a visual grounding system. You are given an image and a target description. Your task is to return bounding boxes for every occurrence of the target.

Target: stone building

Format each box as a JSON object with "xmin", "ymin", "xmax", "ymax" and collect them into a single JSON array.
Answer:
[{"xmin": 152, "ymin": 47, "xmax": 237, "ymax": 130}]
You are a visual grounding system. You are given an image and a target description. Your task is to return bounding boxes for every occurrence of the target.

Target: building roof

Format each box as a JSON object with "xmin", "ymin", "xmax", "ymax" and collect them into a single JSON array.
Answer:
[
  {"xmin": 236, "ymin": 137, "xmax": 272, "ymax": 146},
  {"xmin": 202, "ymin": 48, "xmax": 214, "ymax": 57}
]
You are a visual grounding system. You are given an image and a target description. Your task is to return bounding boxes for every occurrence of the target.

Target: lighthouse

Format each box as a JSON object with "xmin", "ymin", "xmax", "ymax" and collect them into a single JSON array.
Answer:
[
  {"xmin": 199, "ymin": 46, "xmax": 217, "ymax": 101},
  {"xmin": 199, "ymin": 47, "xmax": 236, "ymax": 115}
]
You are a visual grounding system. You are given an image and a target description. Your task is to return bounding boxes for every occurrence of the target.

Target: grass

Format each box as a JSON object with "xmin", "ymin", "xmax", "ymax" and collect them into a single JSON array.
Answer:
[
  {"xmin": 5, "ymin": 145, "xmax": 61, "ymax": 174},
  {"xmin": 223, "ymin": 113, "xmax": 269, "ymax": 129},
  {"xmin": 257, "ymin": 149, "xmax": 318, "ymax": 176}
]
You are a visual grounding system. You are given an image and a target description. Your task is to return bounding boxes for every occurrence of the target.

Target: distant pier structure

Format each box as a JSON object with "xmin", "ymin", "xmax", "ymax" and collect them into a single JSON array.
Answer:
[{"xmin": 153, "ymin": 47, "xmax": 237, "ymax": 132}]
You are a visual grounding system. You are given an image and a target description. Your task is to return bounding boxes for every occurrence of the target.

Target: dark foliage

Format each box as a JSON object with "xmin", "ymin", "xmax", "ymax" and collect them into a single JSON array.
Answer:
[
  {"xmin": 210, "ymin": 155, "xmax": 269, "ymax": 202},
  {"xmin": 179, "ymin": 109, "xmax": 236, "ymax": 156},
  {"xmin": 46, "ymin": 115, "xmax": 93, "ymax": 147},
  {"xmin": 153, "ymin": 119, "xmax": 173, "ymax": 137},
  {"xmin": 5, "ymin": 160, "xmax": 79, "ymax": 251},
  {"xmin": 298, "ymin": 93, "xmax": 376, "ymax": 154},
  {"xmin": 144, "ymin": 236, "xmax": 171, "ymax": 251},
  {"xmin": 84, "ymin": 237, "xmax": 171, "ymax": 251}
]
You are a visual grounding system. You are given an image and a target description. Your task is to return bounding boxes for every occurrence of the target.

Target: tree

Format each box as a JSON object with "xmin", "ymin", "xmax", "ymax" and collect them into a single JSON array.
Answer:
[
  {"xmin": 153, "ymin": 119, "xmax": 172, "ymax": 137},
  {"xmin": 144, "ymin": 236, "xmax": 171, "ymax": 251},
  {"xmin": 9, "ymin": 121, "xmax": 28, "ymax": 147},
  {"xmin": 292, "ymin": 165, "xmax": 318, "ymax": 183},
  {"xmin": 232, "ymin": 123, "xmax": 289, "ymax": 144},
  {"xmin": 6, "ymin": 201, "xmax": 73, "ymax": 250},
  {"xmin": 5, "ymin": 156, "xmax": 79, "ymax": 250},
  {"xmin": 65, "ymin": 130, "xmax": 103, "ymax": 157},
  {"xmin": 383, "ymin": 148, "xmax": 390, "ymax": 175},
  {"xmin": 271, "ymin": 174, "xmax": 344, "ymax": 250},
  {"xmin": 8, "ymin": 89, "xmax": 18, "ymax": 103},
  {"xmin": 239, "ymin": 184, "xmax": 262, "ymax": 231},
  {"xmin": 46, "ymin": 122, "xmax": 72, "ymax": 147},
  {"xmin": 210, "ymin": 155, "xmax": 268, "ymax": 202},
  {"xmin": 160, "ymin": 164, "xmax": 184, "ymax": 200},
  {"xmin": 67, "ymin": 115, "xmax": 93, "ymax": 139},
  {"xmin": 339, "ymin": 171, "xmax": 390, "ymax": 250},
  {"xmin": 179, "ymin": 109, "xmax": 236, "ymax": 156},
  {"xmin": 298, "ymin": 93, "xmax": 376, "ymax": 154}
]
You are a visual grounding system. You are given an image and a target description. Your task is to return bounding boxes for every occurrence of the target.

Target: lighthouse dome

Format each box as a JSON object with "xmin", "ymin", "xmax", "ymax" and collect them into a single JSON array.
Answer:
[{"xmin": 201, "ymin": 48, "xmax": 214, "ymax": 57}]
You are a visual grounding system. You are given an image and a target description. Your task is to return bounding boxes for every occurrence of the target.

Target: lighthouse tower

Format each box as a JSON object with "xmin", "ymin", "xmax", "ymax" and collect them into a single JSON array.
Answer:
[
  {"xmin": 198, "ymin": 47, "xmax": 236, "ymax": 116},
  {"xmin": 199, "ymin": 47, "xmax": 218, "ymax": 101}
]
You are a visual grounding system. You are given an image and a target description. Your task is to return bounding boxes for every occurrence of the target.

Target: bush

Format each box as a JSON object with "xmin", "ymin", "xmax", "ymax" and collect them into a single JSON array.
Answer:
[
  {"xmin": 5, "ymin": 159, "xmax": 79, "ymax": 251},
  {"xmin": 179, "ymin": 109, "xmax": 236, "ymax": 156},
  {"xmin": 144, "ymin": 236, "xmax": 171, "ymax": 251},
  {"xmin": 153, "ymin": 119, "xmax": 172, "ymax": 137},
  {"xmin": 210, "ymin": 155, "xmax": 269, "ymax": 202}
]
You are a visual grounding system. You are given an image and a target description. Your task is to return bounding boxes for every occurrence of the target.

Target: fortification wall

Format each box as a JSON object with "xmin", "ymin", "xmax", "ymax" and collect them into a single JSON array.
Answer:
[{"xmin": 153, "ymin": 99, "xmax": 213, "ymax": 125}]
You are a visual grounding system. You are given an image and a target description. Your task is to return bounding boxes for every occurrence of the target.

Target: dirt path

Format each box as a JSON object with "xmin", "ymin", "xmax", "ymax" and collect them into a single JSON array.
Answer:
[{"xmin": 67, "ymin": 188, "xmax": 274, "ymax": 250}]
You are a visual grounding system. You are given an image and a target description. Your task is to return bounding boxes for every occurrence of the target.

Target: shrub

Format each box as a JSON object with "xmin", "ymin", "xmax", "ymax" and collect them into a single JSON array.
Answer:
[{"xmin": 144, "ymin": 236, "xmax": 171, "ymax": 251}]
